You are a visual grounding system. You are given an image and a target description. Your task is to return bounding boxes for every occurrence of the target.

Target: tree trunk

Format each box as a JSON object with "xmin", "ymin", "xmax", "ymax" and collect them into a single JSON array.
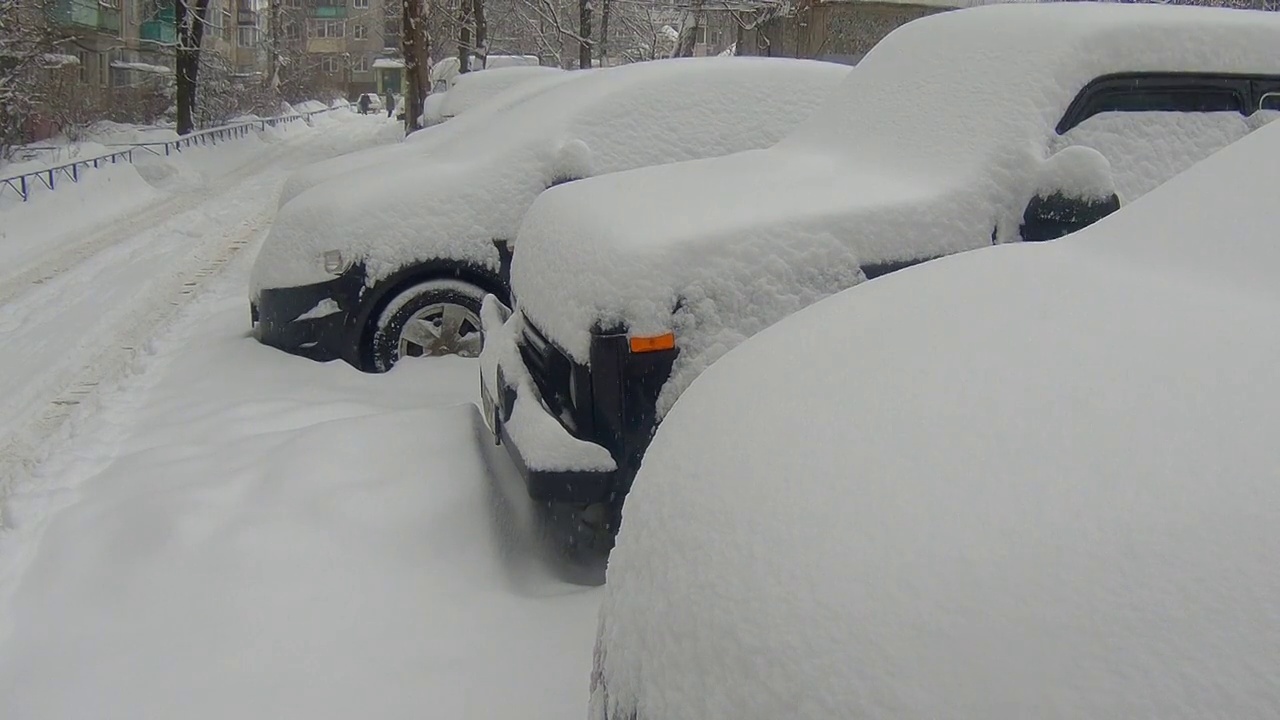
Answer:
[
  {"xmin": 457, "ymin": 0, "xmax": 473, "ymax": 74},
  {"xmin": 472, "ymin": 0, "xmax": 486, "ymax": 69},
  {"xmin": 402, "ymin": 0, "xmax": 430, "ymax": 134},
  {"xmin": 175, "ymin": 0, "xmax": 211, "ymax": 136},
  {"xmin": 267, "ymin": 0, "xmax": 282, "ymax": 89},
  {"xmin": 578, "ymin": 0, "xmax": 591, "ymax": 69},
  {"xmin": 597, "ymin": 0, "xmax": 609, "ymax": 66}
]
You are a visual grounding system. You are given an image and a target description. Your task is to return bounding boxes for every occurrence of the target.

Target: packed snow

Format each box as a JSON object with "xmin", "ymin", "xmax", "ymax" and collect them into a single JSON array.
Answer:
[
  {"xmin": 511, "ymin": 2, "xmax": 1280, "ymax": 417},
  {"xmin": 0, "ymin": 114, "xmax": 602, "ymax": 717},
  {"xmin": 250, "ymin": 57, "xmax": 850, "ymax": 297},
  {"xmin": 594, "ymin": 113, "xmax": 1280, "ymax": 720}
]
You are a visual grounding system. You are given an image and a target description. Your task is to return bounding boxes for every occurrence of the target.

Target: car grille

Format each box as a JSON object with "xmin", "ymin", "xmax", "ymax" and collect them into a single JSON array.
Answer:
[{"xmin": 520, "ymin": 315, "xmax": 588, "ymax": 435}]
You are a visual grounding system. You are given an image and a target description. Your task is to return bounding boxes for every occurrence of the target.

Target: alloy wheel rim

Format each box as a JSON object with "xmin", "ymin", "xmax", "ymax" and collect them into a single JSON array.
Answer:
[{"xmin": 397, "ymin": 302, "xmax": 484, "ymax": 359}]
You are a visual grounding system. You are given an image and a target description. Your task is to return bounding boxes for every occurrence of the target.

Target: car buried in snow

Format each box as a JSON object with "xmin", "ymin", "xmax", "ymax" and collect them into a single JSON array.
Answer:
[
  {"xmin": 248, "ymin": 57, "xmax": 850, "ymax": 371},
  {"xmin": 588, "ymin": 111, "xmax": 1280, "ymax": 720},
  {"xmin": 480, "ymin": 2, "xmax": 1280, "ymax": 555}
]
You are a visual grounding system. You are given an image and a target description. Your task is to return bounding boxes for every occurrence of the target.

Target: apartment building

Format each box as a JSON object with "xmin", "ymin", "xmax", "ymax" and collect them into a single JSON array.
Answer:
[{"xmin": 298, "ymin": 0, "xmax": 401, "ymax": 97}]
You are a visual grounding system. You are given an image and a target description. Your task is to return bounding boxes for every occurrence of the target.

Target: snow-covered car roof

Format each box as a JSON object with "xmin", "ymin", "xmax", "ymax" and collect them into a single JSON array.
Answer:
[
  {"xmin": 594, "ymin": 113, "xmax": 1280, "ymax": 720},
  {"xmin": 424, "ymin": 66, "xmax": 571, "ymax": 126},
  {"xmin": 276, "ymin": 71, "xmax": 585, "ymax": 208},
  {"xmin": 511, "ymin": 2, "xmax": 1280, "ymax": 406},
  {"xmin": 252, "ymin": 57, "xmax": 850, "ymax": 294},
  {"xmin": 438, "ymin": 67, "xmax": 566, "ymax": 121}
]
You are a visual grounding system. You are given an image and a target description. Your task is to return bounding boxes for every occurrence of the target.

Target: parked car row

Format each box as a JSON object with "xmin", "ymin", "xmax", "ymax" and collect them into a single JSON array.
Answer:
[
  {"xmin": 481, "ymin": 1, "xmax": 1280, "ymax": 555},
  {"xmin": 256, "ymin": 3, "xmax": 1280, "ymax": 715}
]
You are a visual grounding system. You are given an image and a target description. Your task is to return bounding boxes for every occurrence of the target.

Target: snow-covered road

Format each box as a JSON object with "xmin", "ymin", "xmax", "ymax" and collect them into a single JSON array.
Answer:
[{"xmin": 0, "ymin": 115, "xmax": 601, "ymax": 718}]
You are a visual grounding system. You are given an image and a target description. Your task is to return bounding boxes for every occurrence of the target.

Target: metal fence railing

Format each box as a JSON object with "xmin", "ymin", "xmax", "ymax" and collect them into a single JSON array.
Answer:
[{"xmin": 0, "ymin": 104, "xmax": 354, "ymax": 202}]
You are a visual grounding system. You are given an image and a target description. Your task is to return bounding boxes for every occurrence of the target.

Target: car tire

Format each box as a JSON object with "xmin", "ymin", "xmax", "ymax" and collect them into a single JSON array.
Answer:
[{"xmin": 370, "ymin": 279, "xmax": 488, "ymax": 372}]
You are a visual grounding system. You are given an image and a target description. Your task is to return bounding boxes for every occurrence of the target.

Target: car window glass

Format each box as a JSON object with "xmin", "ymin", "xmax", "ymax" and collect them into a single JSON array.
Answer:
[{"xmin": 1051, "ymin": 111, "xmax": 1252, "ymax": 201}]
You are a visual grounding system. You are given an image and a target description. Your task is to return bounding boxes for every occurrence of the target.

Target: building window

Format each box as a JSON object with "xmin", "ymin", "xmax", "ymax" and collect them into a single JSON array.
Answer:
[
  {"xmin": 353, "ymin": 23, "xmax": 366, "ymax": 39},
  {"xmin": 310, "ymin": 20, "xmax": 345, "ymax": 38},
  {"xmin": 353, "ymin": 55, "xmax": 369, "ymax": 72},
  {"xmin": 238, "ymin": 26, "xmax": 259, "ymax": 48},
  {"xmin": 353, "ymin": 0, "xmax": 369, "ymax": 7},
  {"xmin": 286, "ymin": 0, "xmax": 301, "ymax": 6},
  {"xmin": 285, "ymin": 22, "xmax": 300, "ymax": 40},
  {"xmin": 223, "ymin": 10, "xmax": 232, "ymax": 40},
  {"xmin": 321, "ymin": 55, "xmax": 343, "ymax": 73},
  {"xmin": 709, "ymin": 29, "xmax": 723, "ymax": 47},
  {"xmin": 98, "ymin": 52, "xmax": 109, "ymax": 86},
  {"xmin": 77, "ymin": 50, "xmax": 88, "ymax": 83}
]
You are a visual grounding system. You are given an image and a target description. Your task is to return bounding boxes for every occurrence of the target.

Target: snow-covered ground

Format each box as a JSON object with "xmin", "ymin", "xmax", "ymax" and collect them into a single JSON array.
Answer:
[{"xmin": 0, "ymin": 111, "xmax": 600, "ymax": 718}]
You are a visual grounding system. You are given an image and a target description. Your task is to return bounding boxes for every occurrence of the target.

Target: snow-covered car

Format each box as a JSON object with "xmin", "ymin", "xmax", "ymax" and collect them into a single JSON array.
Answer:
[
  {"xmin": 588, "ymin": 104, "xmax": 1280, "ymax": 720},
  {"xmin": 480, "ymin": 2, "xmax": 1280, "ymax": 552},
  {"xmin": 249, "ymin": 57, "xmax": 850, "ymax": 371},
  {"xmin": 279, "ymin": 71, "xmax": 585, "ymax": 208},
  {"xmin": 424, "ymin": 66, "xmax": 566, "ymax": 126}
]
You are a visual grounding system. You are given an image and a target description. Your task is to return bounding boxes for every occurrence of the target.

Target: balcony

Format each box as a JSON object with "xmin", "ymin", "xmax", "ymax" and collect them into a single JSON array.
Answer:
[
  {"xmin": 54, "ymin": 0, "xmax": 122, "ymax": 33},
  {"xmin": 140, "ymin": 20, "xmax": 176, "ymax": 43},
  {"xmin": 140, "ymin": 4, "xmax": 176, "ymax": 43},
  {"xmin": 310, "ymin": 0, "xmax": 346, "ymax": 18}
]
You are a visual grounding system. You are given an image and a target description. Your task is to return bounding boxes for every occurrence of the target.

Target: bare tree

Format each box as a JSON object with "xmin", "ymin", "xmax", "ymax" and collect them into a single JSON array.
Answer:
[
  {"xmin": 0, "ymin": 0, "xmax": 59, "ymax": 157},
  {"xmin": 175, "ymin": 0, "xmax": 213, "ymax": 135},
  {"xmin": 578, "ymin": 0, "xmax": 592, "ymax": 67}
]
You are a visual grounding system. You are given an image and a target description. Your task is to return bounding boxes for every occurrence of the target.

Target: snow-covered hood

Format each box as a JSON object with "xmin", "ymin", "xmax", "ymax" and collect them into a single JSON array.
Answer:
[
  {"xmin": 513, "ymin": 145, "xmax": 1024, "ymax": 365},
  {"xmin": 251, "ymin": 136, "xmax": 573, "ymax": 296}
]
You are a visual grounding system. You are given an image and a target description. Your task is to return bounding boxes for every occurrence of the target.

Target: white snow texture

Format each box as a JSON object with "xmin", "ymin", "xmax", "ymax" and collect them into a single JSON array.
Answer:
[{"xmin": 594, "ymin": 104, "xmax": 1280, "ymax": 720}]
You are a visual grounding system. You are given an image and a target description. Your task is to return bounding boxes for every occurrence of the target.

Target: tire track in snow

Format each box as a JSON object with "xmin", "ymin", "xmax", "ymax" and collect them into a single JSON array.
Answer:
[
  {"xmin": 0, "ymin": 167, "xmax": 280, "ymax": 509},
  {"xmin": 0, "ymin": 140, "xmax": 293, "ymax": 311}
]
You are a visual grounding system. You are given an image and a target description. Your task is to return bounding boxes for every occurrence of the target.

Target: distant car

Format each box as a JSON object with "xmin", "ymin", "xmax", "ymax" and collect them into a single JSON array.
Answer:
[
  {"xmin": 249, "ymin": 57, "xmax": 850, "ymax": 372},
  {"xmin": 358, "ymin": 92, "xmax": 383, "ymax": 114},
  {"xmin": 424, "ymin": 66, "xmax": 566, "ymax": 126},
  {"xmin": 590, "ymin": 108, "xmax": 1280, "ymax": 720},
  {"xmin": 481, "ymin": 2, "xmax": 1280, "ymax": 553}
]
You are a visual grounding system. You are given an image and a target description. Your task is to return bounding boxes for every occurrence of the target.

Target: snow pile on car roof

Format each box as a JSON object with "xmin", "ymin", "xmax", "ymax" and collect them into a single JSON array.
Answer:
[
  {"xmin": 511, "ymin": 2, "xmax": 1280, "ymax": 415},
  {"xmin": 439, "ymin": 67, "xmax": 566, "ymax": 120},
  {"xmin": 593, "ymin": 118, "xmax": 1280, "ymax": 720},
  {"xmin": 251, "ymin": 57, "xmax": 848, "ymax": 295},
  {"xmin": 278, "ymin": 72, "xmax": 582, "ymax": 208}
]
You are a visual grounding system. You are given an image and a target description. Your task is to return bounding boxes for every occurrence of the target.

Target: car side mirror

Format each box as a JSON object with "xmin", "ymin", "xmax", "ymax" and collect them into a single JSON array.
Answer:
[
  {"xmin": 550, "ymin": 139, "xmax": 593, "ymax": 188},
  {"xmin": 1021, "ymin": 146, "xmax": 1120, "ymax": 243}
]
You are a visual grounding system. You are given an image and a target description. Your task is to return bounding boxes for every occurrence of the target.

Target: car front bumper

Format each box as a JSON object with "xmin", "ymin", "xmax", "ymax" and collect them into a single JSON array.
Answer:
[
  {"xmin": 252, "ymin": 273, "xmax": 362, "ymax": 364},
  {"xmin": 479, "ymin": 296, "xmax": 618, "ymax": 504}
]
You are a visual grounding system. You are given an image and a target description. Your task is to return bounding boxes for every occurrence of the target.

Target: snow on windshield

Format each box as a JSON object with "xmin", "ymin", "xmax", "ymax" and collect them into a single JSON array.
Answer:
[{"xmin": 439, "ymin": 67, "xmax": 566, "ymax": 120}]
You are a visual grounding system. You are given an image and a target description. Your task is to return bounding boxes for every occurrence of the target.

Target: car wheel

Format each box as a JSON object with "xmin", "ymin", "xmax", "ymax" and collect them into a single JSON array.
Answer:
[{"xmin": 370, "ymin": 279, "xmax": 487, "ymax": 371}]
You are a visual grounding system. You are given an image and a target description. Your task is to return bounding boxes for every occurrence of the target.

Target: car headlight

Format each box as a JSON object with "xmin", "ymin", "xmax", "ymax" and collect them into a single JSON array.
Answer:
[{"xmin": 322, "ymin": 250, "xmax": 350, "ymax": 275}]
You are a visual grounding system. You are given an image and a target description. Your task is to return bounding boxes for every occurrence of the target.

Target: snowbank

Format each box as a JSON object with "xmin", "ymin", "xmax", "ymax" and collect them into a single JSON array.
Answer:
[
  {"xmin": 0, "ymin": 275, "xmax": 602, "ymax": 719},
  {"xmin": 251, "ymin": 57, "xmax": 850, "ymax": 296},
  {"xmin": 511, "ymin": 2, "xmax": 1280, "ymax": 416},
  {"xmin": 595, "ymin": 112, "xmax": 1280, "ymax": 720}
]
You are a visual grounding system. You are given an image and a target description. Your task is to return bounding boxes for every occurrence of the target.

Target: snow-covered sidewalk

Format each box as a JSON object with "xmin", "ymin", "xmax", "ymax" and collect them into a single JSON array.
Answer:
[
  {"xmin": 0, "ymin": 111, "xmax": 401, "ymax": 491},
  {"xmin": 0, "ymin": 114, "xmax": 601, "ymax": 719}
]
